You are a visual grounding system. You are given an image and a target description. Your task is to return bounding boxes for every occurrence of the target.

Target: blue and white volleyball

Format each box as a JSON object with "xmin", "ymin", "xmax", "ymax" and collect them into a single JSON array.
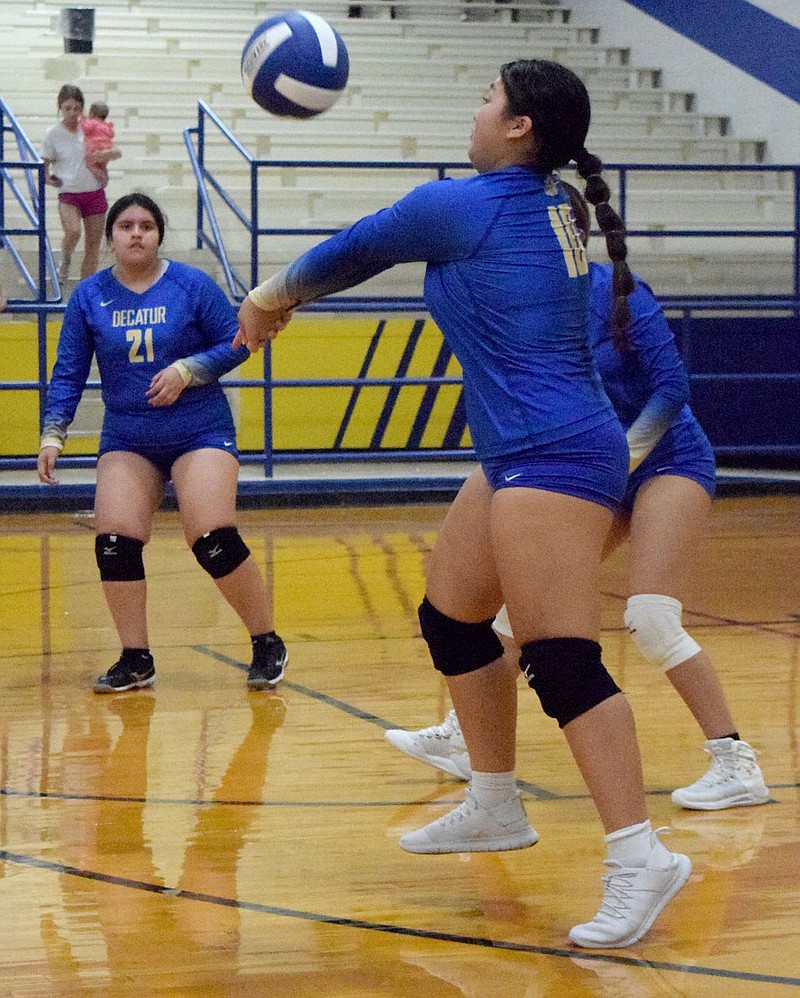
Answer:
[{"xmin": 241, "ymin": 10, "xmax": 349, "ymax": 119}]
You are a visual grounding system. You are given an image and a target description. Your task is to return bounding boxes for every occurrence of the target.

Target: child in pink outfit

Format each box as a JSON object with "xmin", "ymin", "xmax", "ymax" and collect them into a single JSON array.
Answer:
[{"xmin": 80, "ymin": 102, "xmax": 115, "ymax": 188}]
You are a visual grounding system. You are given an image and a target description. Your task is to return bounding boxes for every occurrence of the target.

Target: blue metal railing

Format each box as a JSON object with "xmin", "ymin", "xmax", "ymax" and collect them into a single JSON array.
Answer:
[
  {"xmin": 0, "ymin": 99, "xmax": 63, "ymax": 304},
  {"xmin": 186, "ymin": 100, "xmax": 800, "ymax": 305},
  {"xmin": 185, "ymin": 100, "xmax": 466, "ymax": 302},
  {"xmin": 1, "ymin": 101, "xmax": 798, "ymax": 483}
]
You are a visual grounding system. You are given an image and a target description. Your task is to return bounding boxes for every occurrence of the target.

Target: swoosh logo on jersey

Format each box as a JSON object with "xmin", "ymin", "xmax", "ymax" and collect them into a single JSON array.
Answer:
[
  {"xmin": 504, "ymin": 472, "xmax": 523, "ymax": 481},
  {"xmin": 100, "ymin": 299, "xmax": 114, "ymax": 307}
]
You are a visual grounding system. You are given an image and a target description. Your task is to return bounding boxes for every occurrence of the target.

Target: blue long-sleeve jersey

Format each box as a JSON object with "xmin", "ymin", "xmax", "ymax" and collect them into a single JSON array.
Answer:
[
  {"xmin": 266, "ymin": 166, "xmax": 616, "ymax": 461},
  {"xmin": 588, "ymin": 262, "xmax": 701, "ymax": 465},
  {"xmin": 43, "ymin": 261, "xmax": 249, "ymax": 447}
]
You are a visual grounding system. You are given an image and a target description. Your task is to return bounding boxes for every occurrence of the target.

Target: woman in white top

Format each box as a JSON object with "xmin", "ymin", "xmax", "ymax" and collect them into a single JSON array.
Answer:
[{"xmin": 41, "ymin": 84, "xmax": 121, "ymax": 282}]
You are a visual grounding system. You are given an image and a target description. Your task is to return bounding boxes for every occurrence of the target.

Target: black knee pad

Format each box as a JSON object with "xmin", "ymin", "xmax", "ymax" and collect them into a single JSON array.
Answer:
[
  {"xmin": 519, "ymin": 637, "xmax": 621, "ymax": 728},
  {"xmin": 95, "ymin": 533, "xmax": 145, "ymax": 582},
  {"xmin": 192, "ymin": 526, "xmax": 250, "ymax": 579},
  {"xmin": 418, "ymin": 596, "xmax": 504, "ymax": 677}
]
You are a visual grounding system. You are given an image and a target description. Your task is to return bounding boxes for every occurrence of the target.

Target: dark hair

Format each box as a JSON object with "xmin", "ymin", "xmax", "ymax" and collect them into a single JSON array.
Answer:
[
  {"xmin": 500, "ymin": 60, "xmax": 591, "ymax": 174},
  {"xmin": 500, "ymin": 59, "xmax": 634, "ymax": 340},
  {"xmin": 89, "ymin": 101, "xmax": 109, "ymax": 120},
  {"xmin": 57, "ymin": 84, "xmax": 84, "ymax": 111},
  {"xmin": 105, "ymin": 192, "xmax": 166, "ymax": 244},
  {"xmin": 561, "ymin": 178, "xmax": 632, "ymax": 350},
  {"xmin": 560, "ymin": 181, "xmax": 591, "ymax": 246}
]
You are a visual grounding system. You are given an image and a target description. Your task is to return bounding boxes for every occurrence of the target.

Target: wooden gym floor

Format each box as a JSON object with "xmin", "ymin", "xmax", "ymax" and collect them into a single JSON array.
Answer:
[{"xmin": 1, "ymin": 494, "xmax": 798, "ymax": 996}]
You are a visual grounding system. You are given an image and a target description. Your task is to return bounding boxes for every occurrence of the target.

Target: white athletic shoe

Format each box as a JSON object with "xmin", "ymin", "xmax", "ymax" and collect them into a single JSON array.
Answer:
[
  {"xmin": 385, "ymin": 709, "xmax": 472, "ymax": 781},
  {"xmin": 671, "ymin": 738, "xmax": 770, "ymax": 811},
  {"xmin": 398, "ymin": 790, "xmax": 538, "ymax": 854},
  {"xmin": 57, "ymin": 257, "xmax": 70, "ymax": 283},
  {"xmin": 569, "ymin": 832, "xmax": 691, "ymax": 949}
]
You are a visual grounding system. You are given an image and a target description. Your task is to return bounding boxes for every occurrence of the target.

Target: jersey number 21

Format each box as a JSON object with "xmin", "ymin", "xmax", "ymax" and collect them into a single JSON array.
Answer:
[{"xmin": 127, "ymin": 328, "xmax": 154, "ymax": 363}]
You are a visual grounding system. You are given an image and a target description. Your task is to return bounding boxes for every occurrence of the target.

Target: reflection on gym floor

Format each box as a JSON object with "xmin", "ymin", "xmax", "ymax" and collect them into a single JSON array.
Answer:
[{"xmin": 1, "ymin": 497, "xmax": 798, "ymax": 995}]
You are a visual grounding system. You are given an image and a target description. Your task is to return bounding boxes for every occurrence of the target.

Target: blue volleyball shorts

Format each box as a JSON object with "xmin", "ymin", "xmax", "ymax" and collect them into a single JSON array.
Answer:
[
  {"xmin": 622, "ymin": 419, "xmax": 716, "ymax": 512},
  {"xmin": 482, "ymin": 420, "xmax": 629, "ymax": 513},
  {"xmin": 99, "ymin": 425, "xmax": 239, "ymax": 479}
]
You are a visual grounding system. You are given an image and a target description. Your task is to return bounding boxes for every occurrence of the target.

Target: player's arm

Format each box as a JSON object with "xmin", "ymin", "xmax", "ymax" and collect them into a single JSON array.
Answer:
[
  {"xmin": 148, "ymin": 277, "xmax": 254, "ymax": 404},
  {"xmin": 624, "ymin": 280, "xmax": 690, "ymax": 471},
  {"xmin": 237, "ymin": 180, "xmax": 484, "ymax": 351},
  {"xmin": 37, "ymin": 296, "xmax": 95, "ymax": 484}
]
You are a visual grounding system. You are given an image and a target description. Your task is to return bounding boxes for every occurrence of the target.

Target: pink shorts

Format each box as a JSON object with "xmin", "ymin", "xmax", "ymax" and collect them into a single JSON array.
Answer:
[{"xmin": 59, "ymin": 188, "xmax": 108, "ymax": 217}]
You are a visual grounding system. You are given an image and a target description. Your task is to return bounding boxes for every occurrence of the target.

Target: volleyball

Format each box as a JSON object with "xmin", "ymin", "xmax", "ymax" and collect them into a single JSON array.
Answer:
[{"xmin": 241, "ymin": 10, "xmax": 350, "ymax": 119}]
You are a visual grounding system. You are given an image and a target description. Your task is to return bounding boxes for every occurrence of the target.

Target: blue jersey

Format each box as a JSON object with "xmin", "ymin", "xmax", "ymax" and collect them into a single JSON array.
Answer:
[
  {"xmin": 43, "ymin": 261, "xmax": 249, "ymax": 449},
  {"xmin": 588, "ymin": 261, "xmax": 716, "ymax": 499},
  {"xmin": 273, "ymin": 167, "xmax": 617, "ymax": 461}
]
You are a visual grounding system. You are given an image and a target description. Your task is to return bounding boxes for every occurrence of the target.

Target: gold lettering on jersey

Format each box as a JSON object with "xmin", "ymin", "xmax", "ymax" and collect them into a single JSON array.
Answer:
[
  {"xmin": 112, "ymin": 307, "xmax": 167, "ymax": 327},
  {"xmin": 127, "ymin": 328, "xmax": 155, "ymax": 363},
  {"xmin": 548, "ymin": 204, "xmax": 588, "ymax": 278}
]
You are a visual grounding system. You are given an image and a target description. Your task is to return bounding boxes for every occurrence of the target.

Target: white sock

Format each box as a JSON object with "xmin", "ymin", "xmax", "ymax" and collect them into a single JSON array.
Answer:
[
  {"xmin": 470, "ymin": 770, "xmax": 517, "ymax": 809},
  {"xmin": 605, "ymin": 819, "xmax": 654, "ymax": 868}
]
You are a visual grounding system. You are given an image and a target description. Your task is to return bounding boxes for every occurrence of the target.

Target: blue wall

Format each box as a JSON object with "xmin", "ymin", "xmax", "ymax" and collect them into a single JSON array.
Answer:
[{"xmin": 672, "ymin": 315, "xmax": 800, "ymax": 462}]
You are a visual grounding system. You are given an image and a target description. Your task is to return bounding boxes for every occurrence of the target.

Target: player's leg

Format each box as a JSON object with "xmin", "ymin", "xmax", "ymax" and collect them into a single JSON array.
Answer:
[
  {"xmin": 92, "ymin": 451, "xmax": 164, "ymax": 692},
  {"xmin": 424, "ymin": 468, "xmax": 518, "ymax": 773},
  {"xmin": 492, "ymin": 486, "xmax": 648, "ymax": 828},
  {"xmin": 385, "ymin": 627, "xmax": 518, "ymax": 781},
  {"xmin": 626, "ymin": 474, "xmax": 768, "ymax": 808},
  {"xmin": 399, "ymin": 468, "xmax": 536, "ymax": 853},
  {"xmin": 385, "ymin": 499, "xmax": 636, "ymax": 781},
  {"xmin": 171, "ymin": 447, "xmax": 287, "ymax": 689},
  {"xmin": 386, "ymin": 502, "xmax": 637, "ymax": 781},
  {"xmin": 494, "ymin": 486, "xmax": 690, "ymax": 948},
  {"xmin": 81, "ymin": 210, "xmax": 106, "ymax": 278},
  {"xmin": 57, "ymin": 199, "xmax": 82, "ymax": 280}
]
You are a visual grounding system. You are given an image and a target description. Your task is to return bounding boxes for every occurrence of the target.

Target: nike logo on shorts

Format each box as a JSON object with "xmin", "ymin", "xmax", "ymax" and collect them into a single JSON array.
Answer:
[{"xmin": 504, "ymin": 472, "xmax": 523, "ymax": 481}]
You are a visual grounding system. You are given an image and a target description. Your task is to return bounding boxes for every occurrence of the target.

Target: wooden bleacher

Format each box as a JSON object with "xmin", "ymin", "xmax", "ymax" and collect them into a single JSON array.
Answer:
[{"xmin": 0, "ymin": 0, "xmax": 788, "ymax": 301}]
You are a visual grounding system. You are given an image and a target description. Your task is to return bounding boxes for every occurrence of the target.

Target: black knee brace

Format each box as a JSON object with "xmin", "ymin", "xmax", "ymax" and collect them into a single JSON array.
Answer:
[
  {"xmin": 418, "ymin": 596, "xmax": 504, "ymax": 677},
  {"xmin": 519, "ymin": 637, "xmax": 621, "ymax": 729},
  {"xmin": 192, "ymin": 526, "xmax": 250, "ymax": 579},
  {"xmin": 95, "ymin": 533, "xmax": 145, "ymax": 582}
]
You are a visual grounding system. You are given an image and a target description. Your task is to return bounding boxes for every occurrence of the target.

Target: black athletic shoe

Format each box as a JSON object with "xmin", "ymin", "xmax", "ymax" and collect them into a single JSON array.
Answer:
[
  {"xmin": 247, "ymin": 633, "xmax": 288, "ymax": 690},
  {"xmin": 93, "ymin": 650, "xmax": 156, "ymax": 694}
]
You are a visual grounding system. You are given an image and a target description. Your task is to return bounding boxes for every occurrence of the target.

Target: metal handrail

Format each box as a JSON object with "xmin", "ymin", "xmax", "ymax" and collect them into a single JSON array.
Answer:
[
  {"xmin": 189, "ymin": 100, "xmax": 800, "ymax": 304},
  {"xmin": 0, "ymin": 99, "xmax": 62, "ymax": 303},
  {"xmin": 2, "ymin": 101, "xmax": 798, "ymax": 479}
]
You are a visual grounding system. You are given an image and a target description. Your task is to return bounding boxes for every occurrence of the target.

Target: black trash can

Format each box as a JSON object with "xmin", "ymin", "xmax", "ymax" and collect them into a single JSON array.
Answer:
[{"xmin": 59, "ymin": 7, "xmax": 95, "ymax": 53}]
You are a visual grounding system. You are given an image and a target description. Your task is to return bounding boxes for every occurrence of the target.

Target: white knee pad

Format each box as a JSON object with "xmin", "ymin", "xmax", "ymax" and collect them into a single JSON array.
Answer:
[
  {"xmin": 623, "ymin": 594, "xmax": 701, "ymax": 671},
  {"xmin": 492, "ymin": 604, "xmax": 514, "ymax": 639}
]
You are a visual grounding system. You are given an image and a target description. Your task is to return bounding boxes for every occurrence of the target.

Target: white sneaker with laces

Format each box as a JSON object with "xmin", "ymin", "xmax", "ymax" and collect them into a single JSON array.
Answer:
[
  {"xmin": 385, "ymin": 709, "xmax": 472, "ymax": 781},
  {"xmin": 671, "ymin": 738, "xmax": 769, "ymax": 810},
  {"xmin": 569, "ymin": 832, "xmax": 691, "ymax": 949},
  {"xmin": 398, "ymin": 790, "xmax": 538, "ymax": 854}
]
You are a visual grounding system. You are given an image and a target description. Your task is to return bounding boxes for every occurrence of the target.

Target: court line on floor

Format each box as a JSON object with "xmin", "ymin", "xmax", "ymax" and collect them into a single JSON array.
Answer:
[
  {"xmin": 0, "ymin": 786, "xmax": 467, "ymax": 807},
  {"xmin": 195, "ymin": 644, "xmax": 558, "ymax": 801},
  {"xmin": 0, "ymin": 849, "xmax": 797, "ymax": 989},
  {"xmin": 193, "ymin": 644, "xmax": 788, "ymax": 805},
  {"xmin": 1, "ymin": 784, "xmax": 791, "ymax": 808}
]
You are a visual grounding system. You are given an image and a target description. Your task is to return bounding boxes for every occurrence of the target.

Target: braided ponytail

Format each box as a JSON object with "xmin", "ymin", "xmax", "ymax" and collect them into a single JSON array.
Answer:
[
  {"xmin": 575, "ymin": 147, "xmax": 634, "ymax": 349},
  {"xmin": 497, "ymin": 61, "xmax": 633, "ymax": 347}
]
